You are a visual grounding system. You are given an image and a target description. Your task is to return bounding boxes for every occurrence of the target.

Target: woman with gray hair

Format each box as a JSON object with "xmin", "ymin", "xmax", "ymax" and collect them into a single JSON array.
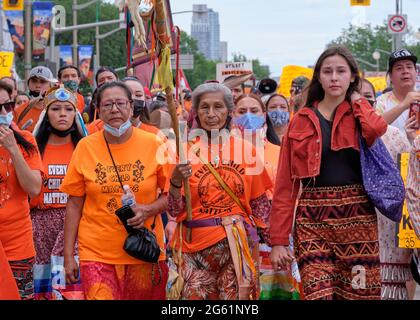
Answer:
[{"xmin": 166, "ymin": 82, "xmax": 272, "ymax": 300}]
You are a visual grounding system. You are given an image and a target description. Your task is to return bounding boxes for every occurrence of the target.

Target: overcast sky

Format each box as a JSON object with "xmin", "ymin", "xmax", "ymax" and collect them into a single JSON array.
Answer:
[{"xmin": 170, "ymin": 0, "xmax": 420, "ymax": 76}]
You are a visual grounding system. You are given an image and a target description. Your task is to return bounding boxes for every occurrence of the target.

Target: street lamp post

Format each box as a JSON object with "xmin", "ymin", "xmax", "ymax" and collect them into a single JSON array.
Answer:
[
  {"xmin": 372, "ymin": 51, "xmax": 380, "ymax": 72},
  {"xmin": 24, "ymin": 0, "xmax": 32, "ymax": 85},
  {"xmin": 355, "ymin": 57, "xmax": 378, "ymax": 71}
]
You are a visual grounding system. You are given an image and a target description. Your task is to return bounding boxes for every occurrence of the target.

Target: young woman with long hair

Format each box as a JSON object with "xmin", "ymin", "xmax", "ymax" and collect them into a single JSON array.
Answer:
[{"xmin": 270, "ymin": 46, "xmax": 388, "ymax": 300}]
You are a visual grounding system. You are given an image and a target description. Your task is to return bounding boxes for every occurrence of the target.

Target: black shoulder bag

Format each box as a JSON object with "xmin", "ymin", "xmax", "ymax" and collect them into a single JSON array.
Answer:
[{"xmin": 105, "ymin": 137, "xmax": 161, "ymax": 263}]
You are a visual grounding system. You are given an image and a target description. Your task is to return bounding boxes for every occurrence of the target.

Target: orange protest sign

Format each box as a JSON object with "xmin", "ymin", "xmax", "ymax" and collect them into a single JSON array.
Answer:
[
  {"xmin": 0, "ymin": 52, "xmax": 14, "ymax": 78},
  {"xmin": 277, "ymin": 65, "xmax": 313, "ymax": 98},
  {"xmin": 365, "ymin": 77, "xmax": 388, "ymax": 93}
]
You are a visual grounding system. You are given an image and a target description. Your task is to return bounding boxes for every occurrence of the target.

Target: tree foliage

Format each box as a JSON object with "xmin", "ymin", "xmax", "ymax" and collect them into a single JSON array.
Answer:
[
  {"xmin": 180, "ymin": 31, "xmax": 216, "ymax": 90},
  {"xmin": 328, "ymin": 22, "xmax": 420, "ymax": 72},
  {"xmin": 15, "ymin": 0, "xmax": 126, "ymax": 85}
]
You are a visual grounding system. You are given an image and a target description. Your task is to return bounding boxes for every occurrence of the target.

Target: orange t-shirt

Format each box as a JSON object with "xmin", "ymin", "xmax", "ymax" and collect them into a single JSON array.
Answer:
[
  {"xmin": 166, "ymin": 135, "xmax": 272, "ymax": 253},
  {"xmin": 31, "ymin": 142, "xmax": 74, "ymax": 209},
  {"xmin": 60, "ymin": 128, "xmax": 168, "ymax": 265},
  {"xmin": 0, "ymin": 125, "xmax": 43, "ymax": 261},
  {"xmin": 14, "ymin": 100, "xmax": 44, "ymax": 133},
  {"xmin": 87, "ymin": 119, "xmax": 160, "ymax": 135},
  {"xmin": 183, "ymin": 100, "xmax": 192, "ymax": 113},
  {"xmin": 0, "ymin": 241, "xmax": 20, "ymax": 299},
  {"xmin": 76, "ymin": 93, "xmax": 85, "ymax": 114},
  {"xmin": 264, "ymin": 141, "xmax": 280, "ymax": 201}
]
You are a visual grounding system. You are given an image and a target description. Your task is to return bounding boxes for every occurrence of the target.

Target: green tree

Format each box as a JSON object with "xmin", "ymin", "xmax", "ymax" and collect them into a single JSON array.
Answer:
[
  {"xmin": 328, "ymin": 22, "xmax": 420, "ymax": 72},
  {"xmin": 15, "ymin": 0, "xmax": 126, "ymax": 84},
  {"xmin": 232, "ymin": 52, "xmax": 270, "ymax": 80}
]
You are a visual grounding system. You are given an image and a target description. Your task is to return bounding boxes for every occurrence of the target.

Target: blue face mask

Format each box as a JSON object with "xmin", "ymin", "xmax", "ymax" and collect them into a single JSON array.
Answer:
[
  {"xmin": 233, "ymin": 113, "xmax": 265, "ymax": 131},
  {"xmin": 0, "ymin": 112, "xmax": 14, "ymax": 126},
  {"xmin": 103, "ymin": 119, "xmax": 132, "ymax": 137},
  {"xmin": 268, "ymin": 109, "xmax": 290, "ymax": 127}
]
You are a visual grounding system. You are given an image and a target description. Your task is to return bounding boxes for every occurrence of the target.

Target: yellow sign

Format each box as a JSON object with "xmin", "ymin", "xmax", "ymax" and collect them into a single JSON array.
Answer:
[
  {"xmin": 350, "ymin": 0, "xmax": 371, "ymax": 6},
  {"xmin": 277, "ymin": 65, "xmax": 313, "ymax": 98},
  {"xmin": 397, "ymin": 152, "xmax": 420, "ymax": 248},
  {"xmin": 0, "ymin": 52, "xmax": 14, "ymax": 78},
  {"xmin": 2, "ymin": 0, "xmax": 24, "ymax": 11},
  {"xmin": 365, "ymin": 77, "xmax": 387, "ymax": 93}
]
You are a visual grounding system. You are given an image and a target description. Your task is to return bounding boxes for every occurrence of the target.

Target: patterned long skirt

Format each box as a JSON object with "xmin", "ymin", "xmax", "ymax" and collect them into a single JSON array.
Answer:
[
  {"xmin": 294, "ymin": 184, "xmax": 381, "ymax": 300},
  {"xmin": 9, "ymin": 257, "xmax": 35, "ymax": 300},
  {"xmin": 31, "ymin": 208, "xmax": 83, "ymax": 300},
  {"xmin": 80, "ymin": 260, "xmax": 168, "ymax": 300},
  {"xmin": 180, "ymin": 238, "xmax": 259, "ymax": 300}
]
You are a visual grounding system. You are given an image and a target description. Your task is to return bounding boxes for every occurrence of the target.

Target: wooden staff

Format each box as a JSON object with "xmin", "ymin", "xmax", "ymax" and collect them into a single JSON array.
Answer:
[{"xmin": 154, "ymin": 0, "xmax": 193, "ymax": 243}]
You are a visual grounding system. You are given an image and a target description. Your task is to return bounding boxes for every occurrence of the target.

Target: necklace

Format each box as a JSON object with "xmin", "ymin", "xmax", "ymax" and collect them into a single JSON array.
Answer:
[{"xmin": 0, "ymin": 156, "xmax": 11, "ymax": 208}]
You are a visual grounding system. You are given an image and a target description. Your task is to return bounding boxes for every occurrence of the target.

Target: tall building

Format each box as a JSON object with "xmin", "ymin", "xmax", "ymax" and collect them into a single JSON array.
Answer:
[
  {"xmin": 191, "ymin": 4, "xmax": 225, "ymax": 61},
  {"xmin": 220, "ymin": 41, "xmax": 228, "ymax": 62}
]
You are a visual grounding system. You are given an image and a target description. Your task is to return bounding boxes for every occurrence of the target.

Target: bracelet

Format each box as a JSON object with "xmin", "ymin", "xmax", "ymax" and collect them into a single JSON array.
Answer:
[{"xmin": 170, "ymin": 179, "xmax": 182, "ymax": 189}]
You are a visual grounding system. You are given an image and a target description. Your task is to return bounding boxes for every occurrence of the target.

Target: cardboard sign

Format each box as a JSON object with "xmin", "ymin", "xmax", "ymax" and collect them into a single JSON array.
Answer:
[
  {"xmin": 396, "ymin": 152, "xmax": 420, "ymax": 249},
  {"xmin": 0, "ymin": 52, "xmax": 14, "ymax": 78},
  {"xmin": 216, "ymin": 62, "xmax": 253, "ymax": 83}
]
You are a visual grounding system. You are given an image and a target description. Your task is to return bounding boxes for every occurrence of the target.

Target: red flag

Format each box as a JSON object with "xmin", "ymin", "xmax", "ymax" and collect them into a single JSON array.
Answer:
[{"xmin": 179, "ymin": 68, "xmax": 191, "ymax": 91}]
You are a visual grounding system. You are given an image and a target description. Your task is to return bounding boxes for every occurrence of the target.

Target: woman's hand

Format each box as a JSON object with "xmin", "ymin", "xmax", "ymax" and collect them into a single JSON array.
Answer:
[
  {"xmin": 171, "ymin": 161, "xmax": 193, "ymax": 186},
  {"xmin": 127, "ymin": 204, "xmax": 151, "ymax": 229},
  {"xmin": 165, "ymin": 220, "xmax": 177, "ymax": 243},
  {"xmin": 64, "ymin": 255, "xmax": 79, "ymax": 284},
  {"xmin": 270, "ymin": 245, "xmax": 295, "ymax": 270},
  {"xmin": 405, "ymin": 115, "xmax": 419, "ymax": 144},
  {"xmin": 0, "ymin": 126, "xmax": 18, "ymax": 154},
  {"xmin": 401, "ymin": 92, "xmax": 420, "ymax": 110}
]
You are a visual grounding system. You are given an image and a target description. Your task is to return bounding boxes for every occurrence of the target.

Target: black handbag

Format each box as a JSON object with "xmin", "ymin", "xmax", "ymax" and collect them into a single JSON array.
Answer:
[{"xmin": 105, "ymin": 137, "xmax": 161, "ymax": 263}]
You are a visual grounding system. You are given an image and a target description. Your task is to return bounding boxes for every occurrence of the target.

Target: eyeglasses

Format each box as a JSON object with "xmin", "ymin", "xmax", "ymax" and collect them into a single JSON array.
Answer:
[
  {"xmin": 100, "ymin": 100, "xmax": 131, "ymax": 111},
  {"xmin": 0, "ymin": 101, "xmax": 15, "ymax": 113}
]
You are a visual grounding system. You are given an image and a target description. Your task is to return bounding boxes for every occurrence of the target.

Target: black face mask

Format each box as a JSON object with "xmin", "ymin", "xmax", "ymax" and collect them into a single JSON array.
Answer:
[
  {"xmin": 47, "ymin": 124, "xmax": 76, "ymax": 137},
  {"xmin": 367, "ymin": 99, "xmax": 376, "ymax": 108},
  {"xmin": 133, "ymin": 100, "xmax": 145, "ymax": 118},
  {"xmin": 29, "ymin": 90, "xmax": 40, "ymax": 98}
]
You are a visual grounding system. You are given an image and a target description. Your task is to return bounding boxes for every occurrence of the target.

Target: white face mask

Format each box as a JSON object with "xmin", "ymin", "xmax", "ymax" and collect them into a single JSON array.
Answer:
[
  {"xmin": 0, "ymin": 112, "xmax": 14, "ymax": 126},
  {"xmin": 103, "ymin": 119, "xmax": 132, "ymax": 137}
]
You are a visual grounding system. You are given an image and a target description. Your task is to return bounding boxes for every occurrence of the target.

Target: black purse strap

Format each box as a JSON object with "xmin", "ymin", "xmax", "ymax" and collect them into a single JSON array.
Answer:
[{"xmin": 104, "ymin": 134, "xmax": 157, "ymax": 229}]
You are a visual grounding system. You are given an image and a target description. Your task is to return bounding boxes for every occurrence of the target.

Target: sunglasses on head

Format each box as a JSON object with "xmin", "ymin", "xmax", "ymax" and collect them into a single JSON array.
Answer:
[{"xmin": 0, "ymin": 101, "xmax": 15, "ymax": 112}]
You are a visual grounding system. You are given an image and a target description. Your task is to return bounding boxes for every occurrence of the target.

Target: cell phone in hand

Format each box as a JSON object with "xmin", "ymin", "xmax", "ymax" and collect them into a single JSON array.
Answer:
[{"xmin": 409, "ymin": 101, "xmax": 420, "ymax": 130}]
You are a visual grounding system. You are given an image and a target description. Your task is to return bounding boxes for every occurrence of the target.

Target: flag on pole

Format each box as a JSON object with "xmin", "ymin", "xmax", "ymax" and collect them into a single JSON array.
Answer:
[{"xmin": 178, "ymin": 68, "xmax": 191, "ymax": 91}]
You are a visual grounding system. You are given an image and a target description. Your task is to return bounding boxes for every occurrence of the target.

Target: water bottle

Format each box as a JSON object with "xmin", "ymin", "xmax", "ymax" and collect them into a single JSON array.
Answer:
[{"xmin": 121, "ymin": 185, "xmax": 136, "ymax": 207}]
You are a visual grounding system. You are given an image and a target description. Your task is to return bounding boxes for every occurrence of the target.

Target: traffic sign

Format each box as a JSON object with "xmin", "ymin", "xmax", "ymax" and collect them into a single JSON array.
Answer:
[
  {"xmin": 388, "ymin": 14, "xmax": 408, "ymax": 34},
  {"xmin": 350, "ymin": 0, "xmax": 370, "ymax": 6},
  {"xmin": 2, "ymin": 0, "xmax": 24, "ymax": 11}
]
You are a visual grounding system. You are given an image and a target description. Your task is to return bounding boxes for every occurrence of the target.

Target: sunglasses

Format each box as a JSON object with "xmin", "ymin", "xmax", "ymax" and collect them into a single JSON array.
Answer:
[{"xmin": 0, "ymin": 101, "xmax": 15, "ymax": 113}]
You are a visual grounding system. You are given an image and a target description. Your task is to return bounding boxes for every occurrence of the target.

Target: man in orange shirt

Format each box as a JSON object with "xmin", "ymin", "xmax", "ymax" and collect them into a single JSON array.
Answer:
[
  {"xmin": 14, "ymin": 66, "xmax": 56, "ymax": 132},
  {"xmin": 57, "ymin": 65, "xmax": 86, "ymax": 114}
]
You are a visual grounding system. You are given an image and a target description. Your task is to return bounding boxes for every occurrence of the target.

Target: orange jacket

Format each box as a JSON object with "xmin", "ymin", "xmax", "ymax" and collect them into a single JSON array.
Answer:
[{"xmin": 270, "ymin": 98, "xmax": 387, "ymax": 246}]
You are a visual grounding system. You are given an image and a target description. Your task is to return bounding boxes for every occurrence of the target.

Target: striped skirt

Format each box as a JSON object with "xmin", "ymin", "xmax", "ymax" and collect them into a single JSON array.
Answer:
[{"xmin": 294, "ymin": 184, "xmax": 381, "ymax": 300}]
